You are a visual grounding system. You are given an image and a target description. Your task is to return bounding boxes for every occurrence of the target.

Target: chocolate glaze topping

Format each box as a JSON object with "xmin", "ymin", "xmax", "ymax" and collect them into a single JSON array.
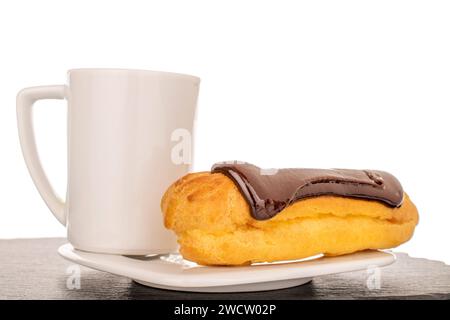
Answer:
[{"xmin": 211, "ymin": 162, "xmax": 404, "ymax": 220}]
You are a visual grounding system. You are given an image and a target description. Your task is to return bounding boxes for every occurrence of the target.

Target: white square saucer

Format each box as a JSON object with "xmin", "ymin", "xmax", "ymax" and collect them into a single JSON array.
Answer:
[{"xmin": 58, "ymin": 244, "xmax": 395, "ymax": 293}]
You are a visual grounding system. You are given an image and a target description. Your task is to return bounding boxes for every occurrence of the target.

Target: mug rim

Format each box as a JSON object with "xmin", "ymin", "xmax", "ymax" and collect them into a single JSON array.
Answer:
[{"xmin": 67, "ymin": 68, "xmax": 200, "ymax": 83}]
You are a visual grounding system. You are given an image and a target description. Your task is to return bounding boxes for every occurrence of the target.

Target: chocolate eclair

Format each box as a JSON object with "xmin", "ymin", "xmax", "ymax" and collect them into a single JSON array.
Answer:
[{"xmin": 161, "ymin": 162, "xmax": 419, "ymax": 266}]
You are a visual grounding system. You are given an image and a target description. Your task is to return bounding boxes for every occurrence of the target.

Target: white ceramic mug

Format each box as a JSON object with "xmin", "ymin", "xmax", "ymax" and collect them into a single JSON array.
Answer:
[{"xmin": 17, "ymin": 68, "xmax": 200, "ymax": 255}]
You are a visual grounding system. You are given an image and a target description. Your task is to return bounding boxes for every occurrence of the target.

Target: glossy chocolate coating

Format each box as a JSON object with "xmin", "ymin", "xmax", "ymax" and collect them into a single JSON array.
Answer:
[{"xmin": 211, "ymin": 162, "xmax": 404, "ymax": 220}]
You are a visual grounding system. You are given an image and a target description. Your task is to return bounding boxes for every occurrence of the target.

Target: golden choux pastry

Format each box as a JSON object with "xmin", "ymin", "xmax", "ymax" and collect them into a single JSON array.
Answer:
[{"xmin": 161, "ymin": 163, "xmax": 419, "ymax": 266}]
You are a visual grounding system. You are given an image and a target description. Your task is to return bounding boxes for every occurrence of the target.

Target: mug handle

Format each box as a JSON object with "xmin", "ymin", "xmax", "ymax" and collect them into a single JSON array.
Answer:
[{"xmin": 16, "ymin": 85, "xmax": 67, "ymax": 225}]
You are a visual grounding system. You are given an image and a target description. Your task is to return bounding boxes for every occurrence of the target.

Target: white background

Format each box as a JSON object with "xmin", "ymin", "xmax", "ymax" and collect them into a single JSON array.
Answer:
[{"xmin": 1, "ymin": 1, "xmax": 449, "ymax": 263}]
